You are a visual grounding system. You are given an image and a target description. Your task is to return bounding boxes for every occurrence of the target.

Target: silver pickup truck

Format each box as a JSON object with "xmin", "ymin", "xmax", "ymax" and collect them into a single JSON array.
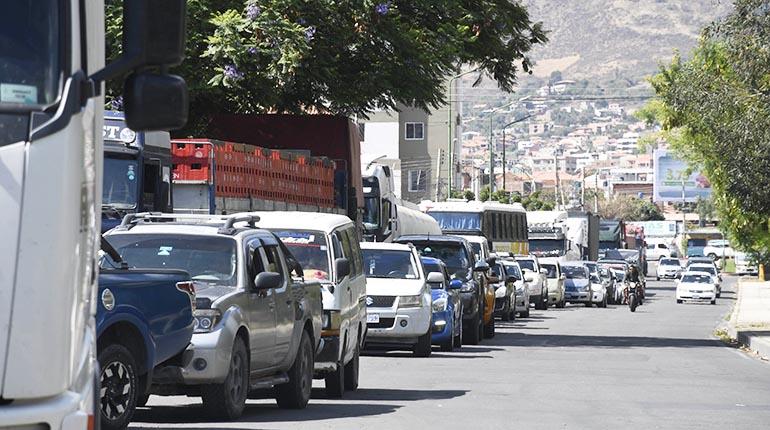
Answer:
[{"xmin": 105, "ymin": 213, "xmax": 323, "ymax": 419}]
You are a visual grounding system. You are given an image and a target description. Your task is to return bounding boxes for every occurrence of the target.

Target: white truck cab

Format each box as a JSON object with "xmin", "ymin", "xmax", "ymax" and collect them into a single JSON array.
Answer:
[
  {"xmin": 249, "ymin": 211, "xmax": 367, "ymax": 397},
  {"xmin": 1, "ymin": 2, "xmax": 187, "ymax": 429},
  {"xmin": 360, "ymin": 242, "xmax": 434, "ymax": 357}
]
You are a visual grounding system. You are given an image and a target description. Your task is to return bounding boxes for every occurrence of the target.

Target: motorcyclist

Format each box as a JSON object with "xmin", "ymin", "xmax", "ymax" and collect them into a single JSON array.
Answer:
[{"xmin": 627, "ymin": 265, "xmax": 644, "ymax": 301}]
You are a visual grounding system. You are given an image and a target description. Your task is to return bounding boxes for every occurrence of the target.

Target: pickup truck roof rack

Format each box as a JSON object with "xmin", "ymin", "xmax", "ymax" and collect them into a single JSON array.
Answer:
[{"xmin": 116, "ymin": 213, "xmax": 260, "ymax": 235}]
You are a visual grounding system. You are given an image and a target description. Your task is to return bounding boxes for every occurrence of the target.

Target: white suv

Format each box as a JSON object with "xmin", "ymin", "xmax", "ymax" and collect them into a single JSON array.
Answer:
[
  {"xmin": 360, "ymin": 242, "xmax": 433, "ymax": 357},
  {"xmin": 703, "ymin": 239, "xmax": 734, "ymax": 260}
]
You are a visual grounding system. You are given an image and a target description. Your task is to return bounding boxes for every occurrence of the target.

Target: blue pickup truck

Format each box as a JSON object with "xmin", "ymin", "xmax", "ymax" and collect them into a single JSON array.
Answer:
[{"xmin": 97, "ymin": 239, "xmax": 195, "ymax": 430}]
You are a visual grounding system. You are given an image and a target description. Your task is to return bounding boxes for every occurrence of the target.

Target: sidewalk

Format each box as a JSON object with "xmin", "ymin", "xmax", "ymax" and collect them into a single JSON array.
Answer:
[{"xmin": 727, "ymin": 278, "xmax": 770, "ymax": 359}]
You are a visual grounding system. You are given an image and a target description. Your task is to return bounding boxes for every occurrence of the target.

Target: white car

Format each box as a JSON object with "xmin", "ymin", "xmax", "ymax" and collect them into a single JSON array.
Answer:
[
  {"xmin": 589, "ymin": 270, "xmax": 608, "ymax": 308},
  {"xmin": 688, "ymin": 263, "xmax": 722, "ymax": 297},
  {"xmin": 703, "ymin": 239, "xmax": 735, "ymax": 260},
  {"xmin": 735, "ymin": 252, "xmax": 759, "ymax": 275},
  {"xmin": 656, "ymin": 258, "xmax": 683, "ymax": 281},
  {"xmin": 360, "ymin": 242, "xmax": 434, "ymax": 357},
  {"xmin": 676, "ymin": 272, "xmax": 717, "ymax": 304},
  {"xmin": 516, "ymin": 255, "xmax": 549, "ymax": 310},
  {"xmin": 540, "ymin": 257, "xmax": 566, "ymax": 308},
  {"xmin": 646, "ymin": 242, "xmax": 673, "ymax": 261},
  {"xmin": 502, "ymin": 260, "xmax": 530, "ymax": 318}
]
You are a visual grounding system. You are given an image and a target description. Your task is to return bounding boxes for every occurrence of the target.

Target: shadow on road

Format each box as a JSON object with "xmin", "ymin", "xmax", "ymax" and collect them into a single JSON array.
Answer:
[
  {"xmin": 489, "ymin": 331, "xmax": 726, "ymax": 349},
  {"xmin": 132, "ymin": 387, "xmax": 468, "ymax": 427}
]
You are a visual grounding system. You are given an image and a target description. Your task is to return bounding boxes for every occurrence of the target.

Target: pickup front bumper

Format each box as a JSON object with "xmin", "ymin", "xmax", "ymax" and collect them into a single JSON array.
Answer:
[{"xmin": 365, "ymin": 306, "xmax": 431, "ymax": 347}]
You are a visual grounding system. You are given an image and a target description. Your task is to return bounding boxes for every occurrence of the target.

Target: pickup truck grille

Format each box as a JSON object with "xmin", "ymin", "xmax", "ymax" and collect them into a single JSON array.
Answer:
[
  {"xmin": 367, "ymin": 295, "xmax": 396, "ymax": 308},
  {"xmin": 368, "ymin": 318, "xmax": 395, "ymax": 329}
]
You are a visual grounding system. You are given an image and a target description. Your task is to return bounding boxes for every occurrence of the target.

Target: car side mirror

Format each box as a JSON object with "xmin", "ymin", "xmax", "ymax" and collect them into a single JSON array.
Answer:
[
  {"xmin": 426, "ymin": 272, "xmax": 445, "ymax": 284},
  {"xmin": 559, "ymin": 274, "xmax": 566, "ymax": 280},
  {"xmin": 524, "ymin": 273, "xmax": 535, "ymax": 283},
  {"xmin": 335, "ymin": 258, "xmax": 351, "ymax": 280},
  {"xmin": 486, "ymin": 257, "xmax": 497, "ymax": 266},
  {"xmin": 254, "ymin": 272, "xmax": 281, "ymax": 290},
  {"xmin": 449, "ymin": 279, "xmax": 463, "ymax": 290},
  {"xmin": 473, "ymin": 261, "xmax": 490, "ymax": 273},
  {"xmin": 540, "ymin": 268, "xmax": 548, "ymax": 275}
]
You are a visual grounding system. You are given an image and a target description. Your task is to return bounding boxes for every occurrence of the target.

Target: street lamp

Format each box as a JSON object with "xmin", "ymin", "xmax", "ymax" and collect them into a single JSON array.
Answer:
[
  {"xmin": 501, "ymin": 114, "xmax": 533, "ymax": 192},
  {"xmin": 488, "ymin": 96, "xmax": 530, "ymax": 193},
  {"xmin": 447, "ymin": 67, "xmax": 479, "ymax": 199}
]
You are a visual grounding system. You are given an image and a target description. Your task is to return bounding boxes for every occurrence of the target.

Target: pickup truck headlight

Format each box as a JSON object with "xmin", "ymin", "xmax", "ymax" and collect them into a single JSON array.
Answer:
[
  {"xmin": 398, "ymin": 295, "xmax": 422, "ymax": 308},
  {"xmin": 322, "ymin": 310, "xmax": 342, "ymax": 335},
  {"xmin": 194, "ymin": 309, "xmax": 221, "ymax": 333},
  {"xmin": 432, "ymin": 297, "xmax": 448, "ymax": 312},
  {"xmin": 582, "ymin": 285, "xmax": 591, "ymax": 292}
]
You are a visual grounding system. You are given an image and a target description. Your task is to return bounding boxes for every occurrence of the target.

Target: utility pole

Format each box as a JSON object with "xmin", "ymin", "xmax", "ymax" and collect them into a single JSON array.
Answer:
[
  {"xmin": 581, "ymin": 167, "xmax": 586, "ymax": 210},
  {"xmin": 489, "ymin": 116, "xmax": 495, "ymax": 193},
  {"xmin": 435, "ymin": 149, "xmax": 443, "ymax": 201},
  {"xmin": 594, "ymin": 168, "xmax": 600, "ymax": 214},
  {"xmin": 501, "ymin": 114, "xmax": 533, "ymax": 196},
  {"xmin": 554, "ymin": 154, "xmax": 561, "ymax": 209},
  {"xmin": 681, "ymin": 174, "xmax": 687, "ymax": 256}
]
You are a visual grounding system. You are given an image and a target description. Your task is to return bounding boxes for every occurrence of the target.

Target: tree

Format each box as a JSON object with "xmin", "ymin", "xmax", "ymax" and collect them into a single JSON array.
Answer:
[
  {"xmin": 640, "ymin": 0, "xmax": 770, "ymax": 272},
  {"xmin": 696, "ymin": 196, "xmax": 716, "ymax": 226},
  {"xmin": 599, "ymin": 195, "xmax": 663, "ymax": 221},
  {"xmin": 106, "ymin": 0, "xmax": 547, "ymax": 135}
]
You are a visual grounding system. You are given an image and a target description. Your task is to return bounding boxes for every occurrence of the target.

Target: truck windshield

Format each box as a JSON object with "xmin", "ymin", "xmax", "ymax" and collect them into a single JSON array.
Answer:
[
  {"xmin": 429, "ymin": 212, "xmax": 481, "ymax": 231},
  {"xmin": 103, "ymin": 157, "xmax": 139, "ymax": 208},
  {"xmin": 273, "ymin": 230, "xmax": 331, "ymax": 282},
  {"xmin": 362, "ymin": 250, "xmax": 418, "ymax": 279},
  {"xmin": 528, "ymin": 239, "xmax": 565, "ymax": 257},
  {"xmin": 563, "ymin": 266, "xmax": 587, "ymax": 279},
  {"xmin": 103, "ymin": 234, "xmax": 238, "ymax": 286},
  {"xmin": 0, "ymin": 2, "xmax": 61, "ymax": 109}
]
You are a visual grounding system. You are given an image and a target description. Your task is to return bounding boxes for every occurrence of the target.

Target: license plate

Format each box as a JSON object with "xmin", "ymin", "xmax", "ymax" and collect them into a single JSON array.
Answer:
[{"xmin": 367, "ymin": 313, "xmax": 380, "ymax": 323}]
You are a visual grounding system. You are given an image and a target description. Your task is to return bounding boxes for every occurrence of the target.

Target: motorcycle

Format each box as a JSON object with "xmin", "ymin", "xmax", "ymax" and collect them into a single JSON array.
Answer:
[{"xmin": 624, "ymin": 281, "xmax": 644, "ymax": 312}]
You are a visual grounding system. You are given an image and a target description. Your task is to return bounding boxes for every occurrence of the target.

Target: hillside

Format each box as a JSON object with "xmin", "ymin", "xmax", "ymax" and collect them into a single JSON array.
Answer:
[{"xmin": 522, "ymin": 0, "xmax": 732, "ymax": 80}]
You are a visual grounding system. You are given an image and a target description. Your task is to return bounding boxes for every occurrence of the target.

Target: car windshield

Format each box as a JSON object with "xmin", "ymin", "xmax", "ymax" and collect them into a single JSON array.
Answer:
[
  {"xmin": 541, "ymin": 264, "xmax": 558, "ymax": 278},
  {"xmin": 613, "ymin": 270, "xmax": 626, "ymax": 281},
  {"xmin": 504, "ymin": 264, "xmax": 521, "ymax": 279},
  {"xmin": 102, "ymin": 156, "xmax": 140, "ymax": 208},
  {"xmin": 682, "ymin": 274, "xmax": 711, "ymax": 283},
  {"xmin": 362, "ymin": 249, "xmax": 418, "ymax": 279},
  {"xmin": 585, "ymin": 263, "xmax": 598, "ymax": 275},
  {"xmin": 412, "ymin": 243, "xmax": 471, "ymax": 278},
  {"xmin": 103, "ymin": 234, "xmax": 238, "ymax": 286},
  {"xmin": 468, "ymin": 242, "xmax": 482, "ymax": 260},
  {"xmin": 518, "ymin": 259, "xmax": 536, "ymax": 271},
  {"xmin": 528, "ymin": 239, "xmax": 565, "ymax": 257},
  {"xmin": 660, "ymin": 259, "xmax": 681, "ymax": 266},
  {"xmin": 691, "ymin": 266, "xmax": 716, "ymax": 275},
  {"xmin": 563, "ymin": 266, "xmax": 587, "ymax": 279},
  {"xmin": 428, "ymin": 212, "xmax": 481, "ymax": 231},
  {"xmin": 0, "ymin": 2, "xmax": 61, "ymax": 109},
  {"xmin": 273, "ymin": 230, "xmax": 330, "ymax": 282},
  {"xmin": 491, "ymin": 264, "xmax": 503, "ymax": 278}
]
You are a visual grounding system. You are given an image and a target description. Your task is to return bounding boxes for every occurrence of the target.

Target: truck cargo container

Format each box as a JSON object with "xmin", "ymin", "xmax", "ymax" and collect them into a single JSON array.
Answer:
[{"xmin": 201, "ymin": 114, "xmax": 363, "ymax": 227}]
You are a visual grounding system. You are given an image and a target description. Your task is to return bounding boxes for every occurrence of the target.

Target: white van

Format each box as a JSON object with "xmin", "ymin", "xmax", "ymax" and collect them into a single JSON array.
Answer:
[
  {"xmin": 360, "ymin": 242, "xmax": 434, "ymax": 357},
  {"xmin": 250, "ymin": 211, "xmax": 367, "ymax": 398}
]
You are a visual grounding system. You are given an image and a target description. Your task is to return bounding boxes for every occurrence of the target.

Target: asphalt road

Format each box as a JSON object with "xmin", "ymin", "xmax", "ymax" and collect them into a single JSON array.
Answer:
[{"xmin": 132, "ymin": 270, "xmax": 770, "ymax": 430}]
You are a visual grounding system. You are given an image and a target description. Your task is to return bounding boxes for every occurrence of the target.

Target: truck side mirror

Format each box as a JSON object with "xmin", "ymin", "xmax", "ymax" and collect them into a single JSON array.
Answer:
[
  {"xmin": 254, "ymin": 272, "xmax": 281, "ymax": 290},
  {"xmin": 335, "ymin": 258, "xmax": 351, "ymax": 280},
  {"xmin": 124, "ymin": 73, "xmax": 188, "ymax": 131}
]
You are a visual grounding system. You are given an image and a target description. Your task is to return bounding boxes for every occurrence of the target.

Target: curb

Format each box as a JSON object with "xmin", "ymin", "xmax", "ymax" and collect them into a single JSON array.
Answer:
[{"xmin": 726, "ymin": 277, "xmax": 770, "ymax": 360}]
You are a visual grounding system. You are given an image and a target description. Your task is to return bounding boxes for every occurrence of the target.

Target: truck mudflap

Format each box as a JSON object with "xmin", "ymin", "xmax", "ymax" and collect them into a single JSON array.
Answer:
[{"xmin": 313, "ymin": 336, "xmax": 338, "ymax": 375}]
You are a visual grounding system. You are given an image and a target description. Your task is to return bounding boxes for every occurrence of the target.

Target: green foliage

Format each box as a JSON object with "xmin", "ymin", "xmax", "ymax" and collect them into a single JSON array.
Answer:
[
  {"xmin": 463, "ymin": 190, "xmax": 475, "ymax": 201},
  {"xmin": 599, "ymin": 195, "xmax": 663, "ymax": 221},
  {"xmin": 521, "ymin": 191, "xmax": 554, "ymax": 211},
  {"xmin": 106, "ymin": 1, "xmax": 547, "ymax": 134},
  {"xmin": 479, "ymin": 186, "xmax": 491, "ymax": 202},
  {"xmin": 696, "ymin": 196, "xmax": 716, "ymax": 226},
  {"xmin": 642, "ymin": 0, "xmax": 770, "ymax": 265}
]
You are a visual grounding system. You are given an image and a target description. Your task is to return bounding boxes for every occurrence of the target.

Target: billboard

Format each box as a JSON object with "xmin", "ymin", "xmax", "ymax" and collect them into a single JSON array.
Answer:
[{"xmin": 653, "ymin": 149, "xmax": 712, "ymax": 203}]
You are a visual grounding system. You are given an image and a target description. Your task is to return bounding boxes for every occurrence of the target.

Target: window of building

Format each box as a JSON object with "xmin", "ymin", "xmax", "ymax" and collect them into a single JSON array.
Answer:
[
  {"xmin": 408, "ymin": 170, "xmax": 428, "ymax": 192},
  {"xmin": 405, "ymin": 122, "xmax": 425, "ymax": 140}
]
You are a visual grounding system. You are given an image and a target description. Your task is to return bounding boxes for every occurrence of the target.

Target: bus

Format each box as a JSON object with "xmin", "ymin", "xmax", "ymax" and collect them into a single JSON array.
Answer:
[{"xmin": 427, "ymin": 200, "xmax": 529, "ymax": 254}]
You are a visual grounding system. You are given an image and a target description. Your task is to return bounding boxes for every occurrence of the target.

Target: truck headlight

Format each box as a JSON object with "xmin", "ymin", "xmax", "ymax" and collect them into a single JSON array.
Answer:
[
  {"xmin": 495, "ymin": 286, "xmax": 507, "ymax": 298},
  {"xmin": 398, "ymin": 295, "xmax": 422, "ymax": 308},
  {"xmin": 432, "ymin": 297, "xmax": 448, "ymax": 312},
  {"xmin": 194, "ymin": 309, "xmax": 221, "ymax": 333}
]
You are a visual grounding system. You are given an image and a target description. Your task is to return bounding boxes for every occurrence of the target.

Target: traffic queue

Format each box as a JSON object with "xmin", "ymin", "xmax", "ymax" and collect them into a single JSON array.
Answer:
[{"xmin": 95, "ymin": 201, "xmax": 719, "ymax": 430}]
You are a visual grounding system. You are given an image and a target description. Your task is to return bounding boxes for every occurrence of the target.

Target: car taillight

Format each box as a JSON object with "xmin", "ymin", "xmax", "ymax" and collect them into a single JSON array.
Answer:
[{"xmin": 176, "ymin": 281, "xmax": 196, "ymax": 310}]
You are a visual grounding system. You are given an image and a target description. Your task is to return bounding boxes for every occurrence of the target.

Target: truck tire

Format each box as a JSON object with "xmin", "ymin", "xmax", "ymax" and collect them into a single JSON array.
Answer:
[
  {"xmin": 99, "ymin": 344, "xmax": 139, "ymax": 430},
  {"xmin": 463, "ymin": 314, "xmax": 481, "ymax": 345},
  {"xmin": 202, "ymin": 337, "xmax": 249, "ymax": 419},
  {"xmin": 276, "ymin": 330, "xmax": 313, "ymax": 409},
  {"xmin": 343, "ymin": 344, "xmax": 360, "ymax": 391},
  {"xmin": 453, "ymin": 314, "xmax": 463, "ymax": 350},
  {"xmin": 501, "ymin": 298, "xmax": 511, "ymax": 321},
  {"xmin": 413, "ymin": 330, "xmax": 432, "ymax": 357}
]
